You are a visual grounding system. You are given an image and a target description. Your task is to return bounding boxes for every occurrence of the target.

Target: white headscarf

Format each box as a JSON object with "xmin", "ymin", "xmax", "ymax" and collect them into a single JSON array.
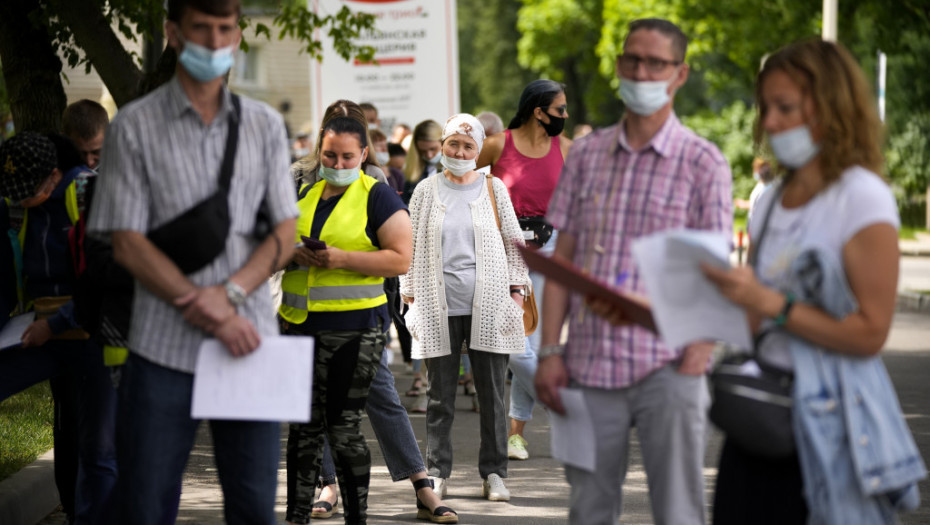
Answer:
[{"xmin": 441, "ymin": 113, "xmax": 485, "ymax": 153}]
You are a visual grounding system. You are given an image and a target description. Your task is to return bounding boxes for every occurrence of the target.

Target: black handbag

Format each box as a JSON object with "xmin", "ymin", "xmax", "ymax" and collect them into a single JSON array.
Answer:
[
  {"xmin": 518, "ymin": 216, "xmax": 554, "ymax": 248},
  {"xmin": 708, "ymin": 184, "xmax": 796, "ymax": 459},
  {"xmin": 147, "ymin": 95, "xmax": 240, "ymax": 274}
]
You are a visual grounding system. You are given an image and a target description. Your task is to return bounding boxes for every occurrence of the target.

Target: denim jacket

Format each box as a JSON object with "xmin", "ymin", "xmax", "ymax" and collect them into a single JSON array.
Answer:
[{"xmin": 785, "ymin": 248, "xmax": 926, "ymax": 524}]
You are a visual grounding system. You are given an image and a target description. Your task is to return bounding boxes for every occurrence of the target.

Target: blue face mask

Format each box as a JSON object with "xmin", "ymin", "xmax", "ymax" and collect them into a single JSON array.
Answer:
[
  {"xmin": 178, "ymin": 38, "xmax": 236, "ymax": 82},
  {"xmin": 319, "ymin": 165, "xmax": 361, "ymax": 187}
]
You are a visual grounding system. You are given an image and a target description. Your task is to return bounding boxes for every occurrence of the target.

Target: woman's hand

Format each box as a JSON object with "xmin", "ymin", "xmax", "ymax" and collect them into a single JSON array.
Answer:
[
  {"xmin": 511, "ymin": 292, "xmax": 524, "ymax": 308},
  {"xmin": 701, "ymin": 264, "xmax": 782, "ymax": 317},
  {"xmin": 301, "ymin": 246, "xmax": 348, "ymax": 270},
  {"xmin": 401, "ymin": 294, "xmax": 414, "ymax": 305},
  {"xmin": 21, "ymin": 319, "xmax": 52, "ymax": 348}
]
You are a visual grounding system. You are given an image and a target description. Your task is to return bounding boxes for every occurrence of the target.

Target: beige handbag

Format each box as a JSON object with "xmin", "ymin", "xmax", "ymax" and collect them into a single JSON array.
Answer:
[{"xmin": 486, "ymin": 175, "xmax": 538, "ymax": 336}]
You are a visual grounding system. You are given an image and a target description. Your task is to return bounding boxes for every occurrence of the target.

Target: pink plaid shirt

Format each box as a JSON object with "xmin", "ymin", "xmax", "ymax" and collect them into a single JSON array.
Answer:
[{"xmin": 547, "ymin": 114, "xmax": 732, "ymax": 389}]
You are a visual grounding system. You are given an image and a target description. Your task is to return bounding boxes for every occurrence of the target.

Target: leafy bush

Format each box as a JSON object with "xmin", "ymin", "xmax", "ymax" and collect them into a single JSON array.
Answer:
[
  {"xmin": 682, "ymin": 100, "xmax": 757, "ymax": 199},
  {"xmin": 886, "ymin": 112, "xmax": 930, "ymax": 228}
]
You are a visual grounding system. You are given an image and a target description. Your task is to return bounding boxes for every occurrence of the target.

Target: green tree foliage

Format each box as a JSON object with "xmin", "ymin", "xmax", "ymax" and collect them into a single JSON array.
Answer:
[
  {"xmin": 458, "ymin": 0, "xmax": 536, "ymax": 122},
  {"xmin": 0, "ymin": 0, "xmax": 375, "ymax": 132}
]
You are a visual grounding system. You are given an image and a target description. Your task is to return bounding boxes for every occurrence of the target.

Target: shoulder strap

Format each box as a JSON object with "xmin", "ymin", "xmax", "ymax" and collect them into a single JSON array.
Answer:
[
  {"xmin": 217, "ymin": 94, "xmax": 241, "ymax": 193},
  {"xmin": 486, "ymin": 174, "xmax": 501, "ymax": 230},
  {"xmin": 748, "ymin": 183, "xmax": 784, "ymax": 271}
]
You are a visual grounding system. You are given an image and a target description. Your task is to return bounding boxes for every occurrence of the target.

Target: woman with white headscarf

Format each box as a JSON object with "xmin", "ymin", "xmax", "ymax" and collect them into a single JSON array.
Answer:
[{"xmin": 400, "ymin": 114, "xmax": 530, "ymax": 503}]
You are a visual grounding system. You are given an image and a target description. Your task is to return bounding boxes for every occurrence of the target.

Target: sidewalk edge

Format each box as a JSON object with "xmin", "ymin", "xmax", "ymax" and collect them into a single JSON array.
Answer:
[
  {"xmin": 0, "ymin": 450, "xmax": 58, "ymax": 525},
  {"xmin": 897, "ymin": 291, "xmax": 930, "ymax": 313}
]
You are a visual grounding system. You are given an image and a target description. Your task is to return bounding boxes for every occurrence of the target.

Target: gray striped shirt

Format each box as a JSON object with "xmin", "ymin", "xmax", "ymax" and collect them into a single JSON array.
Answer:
[{"xmin": 87, "ymin": 77, "xmax": 299, "ymax": 373}]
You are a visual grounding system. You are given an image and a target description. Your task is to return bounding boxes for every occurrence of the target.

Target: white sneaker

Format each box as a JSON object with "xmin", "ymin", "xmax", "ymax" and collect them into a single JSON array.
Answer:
[
  {"xmin": 430, "ymin": 476, "xmax": 448, "ymax": 498},
  {"xmin": 482, "ymin": 473, "xmax": 510, "ymax": 501},
  {"xmin": 507, "ymin": 434, "xmax": 529, "ymax": 460}
]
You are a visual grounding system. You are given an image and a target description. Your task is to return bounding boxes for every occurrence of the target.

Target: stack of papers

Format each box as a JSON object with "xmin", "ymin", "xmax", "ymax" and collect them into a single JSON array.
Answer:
[{"xmin": 632, "ymin": 230, "xmax": 752, "ymax": 350}]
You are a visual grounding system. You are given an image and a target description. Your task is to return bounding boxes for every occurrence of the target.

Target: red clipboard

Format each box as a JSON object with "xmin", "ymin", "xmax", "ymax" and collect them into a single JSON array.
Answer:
[{"xmin": 518, "ymin": 244, "xmax": 657, "ymax": 332}]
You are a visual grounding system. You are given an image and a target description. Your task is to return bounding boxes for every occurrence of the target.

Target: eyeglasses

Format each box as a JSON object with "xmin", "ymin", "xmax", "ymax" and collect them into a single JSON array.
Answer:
[
  {"xmin": 543, "ymin": 105, "xmax": 568, "ymax": 117},
  {"xmin": 617, "ymin": 53, "xmax": 681, "ymax": 74}
]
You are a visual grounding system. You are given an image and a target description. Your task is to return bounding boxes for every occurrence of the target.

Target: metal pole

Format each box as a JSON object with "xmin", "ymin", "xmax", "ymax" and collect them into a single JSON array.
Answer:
[
  {"xmin": 822, "ymin": 0, "xmax": 838, "ymax": 41},
  {"xmin": 877, "ymin": 50, "xmax": 887, "ymax": 122}
]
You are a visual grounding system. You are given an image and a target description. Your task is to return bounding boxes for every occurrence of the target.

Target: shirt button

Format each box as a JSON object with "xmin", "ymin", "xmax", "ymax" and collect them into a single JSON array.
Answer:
[
  {"xmin": 824, "ymin": 400, "xmax": 836, "ymax": 411},
  {"xmin": 870, "ymin": 477, "xmax": 881, "ymax": 489},
  {"xmin": 859, "ymin": 435, "xmax": 870, "ymax": 446}
]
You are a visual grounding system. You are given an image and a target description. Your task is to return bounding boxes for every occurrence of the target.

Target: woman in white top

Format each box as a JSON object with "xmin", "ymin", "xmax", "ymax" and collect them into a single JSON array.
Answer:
[
  {"xmin": 703, "ymin": 39, "xmax": 924, "ymax": 524},
  {"xmin": 401, "ymin": 114, "xmax": 529, "ymax": 502}
]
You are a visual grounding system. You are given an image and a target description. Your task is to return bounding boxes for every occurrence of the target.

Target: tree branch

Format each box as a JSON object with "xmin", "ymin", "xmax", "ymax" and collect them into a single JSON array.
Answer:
[
  {"xmin": 54, "ymin": 0, "xmax": 145, "ymax": 107},
  {"xmin": 0, "ymin": 0, "xmax": 67, "ymax": 132}
]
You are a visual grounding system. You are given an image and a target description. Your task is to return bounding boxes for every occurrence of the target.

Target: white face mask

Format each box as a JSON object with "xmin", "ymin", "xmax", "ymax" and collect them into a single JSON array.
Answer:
[
  {"xmin": 294, "ymin": 148, "xmax": 310, "ymax": 159},
  {"xmin": 618, "ymin": 77, "xmax": 672, "ymax": 116},
  {"xmin": 440, "ymin": 154, "xmax": 476, "ymax": 177},
  {"xmin": 425, "ymin": 151, "xmax": 442, "ymax": 165},
  {"xmin": 375, "ymin": 151, "xmax": 390, "ymax": 165},
  {"xmin": 319, "ymin": 165, "xmax": 361, "ymax": 187},
  {"xmin": 368, "ymin": 123, "xmax": 379, "ymax": 130},
  {"xmin": 768, "ymin": 125, "xmax": 820, "ymax": 169}
]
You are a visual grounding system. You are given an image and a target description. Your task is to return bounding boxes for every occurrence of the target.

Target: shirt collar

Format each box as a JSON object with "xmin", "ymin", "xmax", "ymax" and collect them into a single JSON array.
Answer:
[
  {"xmin": 166, "ymin": 75, "xmax": 235, "ymax": 122},
  {"xmin": 613, "ymin": 112, "xmax": 681, "ymax": 158}
]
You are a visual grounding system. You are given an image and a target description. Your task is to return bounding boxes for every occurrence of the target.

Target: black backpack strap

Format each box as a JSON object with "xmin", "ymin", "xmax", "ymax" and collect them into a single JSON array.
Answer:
[{"xmin": 217, "ymin": 94, "xmax": 241, "ymax": 193}]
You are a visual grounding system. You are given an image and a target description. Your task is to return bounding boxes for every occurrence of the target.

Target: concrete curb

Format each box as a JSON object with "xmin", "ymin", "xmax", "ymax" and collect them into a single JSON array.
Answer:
[
  {"xmin": 0, "ymin": 450, "xmax": 58, "ymax": 525},
  {"xmin": 897, "ymin": 291, "xmax": 930, "ymax": 313}
]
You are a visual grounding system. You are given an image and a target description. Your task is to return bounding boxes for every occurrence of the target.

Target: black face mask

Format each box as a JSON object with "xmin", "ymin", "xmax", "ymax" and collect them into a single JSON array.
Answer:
[{"xmin": 537, "ymin": 113, "xmax": 565, "ymax": 137}]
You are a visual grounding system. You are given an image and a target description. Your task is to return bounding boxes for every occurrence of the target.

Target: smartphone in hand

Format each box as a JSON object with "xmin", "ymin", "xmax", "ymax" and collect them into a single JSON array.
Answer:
[{"xmin": 301, "ymin": 236, "xmax": 327, "ymax": 250}]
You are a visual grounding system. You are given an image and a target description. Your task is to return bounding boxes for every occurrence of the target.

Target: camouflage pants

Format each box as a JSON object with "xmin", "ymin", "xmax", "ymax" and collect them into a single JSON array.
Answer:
[{"xmin": 285, "ymin": 328, "xmax": 384, "ymax": 525}]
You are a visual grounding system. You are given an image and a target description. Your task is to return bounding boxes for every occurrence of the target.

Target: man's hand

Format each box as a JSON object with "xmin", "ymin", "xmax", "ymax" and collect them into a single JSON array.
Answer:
[
  {"xmin": 21, "ymin": 319, "xmax": 52, "ymax": 348},
  {"xmin": 535, "ymin": 355, "xmax": 569, "ymax": 415},
  {"xmin": 175, "ymin": 285, "xmax": 235, "ymax": 332},
  {"xmin": 678, "ymin": 341, "xmax": 715, "ymax": 376},
  {"xmin": 213, "ymin": 315, "xmax": 261, "ymax": 356}
]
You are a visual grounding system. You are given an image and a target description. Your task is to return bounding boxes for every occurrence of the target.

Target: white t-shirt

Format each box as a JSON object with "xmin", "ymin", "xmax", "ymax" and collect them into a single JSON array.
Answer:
[{"xmin": 750, "ymin": 166, "xmax": 899, "ymax": 369}]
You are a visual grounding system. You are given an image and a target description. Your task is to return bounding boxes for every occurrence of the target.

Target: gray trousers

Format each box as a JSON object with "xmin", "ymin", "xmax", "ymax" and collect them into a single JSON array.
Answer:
[
  {"xmin": 566, "ymin": 365, "xmax": 709, "ymax": 525},
  {"xmin": 424, "ymin": 315, "xmax": 509, "ymax": 480}
]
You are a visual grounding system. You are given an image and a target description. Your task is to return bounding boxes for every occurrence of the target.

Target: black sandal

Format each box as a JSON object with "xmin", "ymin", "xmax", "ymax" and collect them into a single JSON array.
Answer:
[
  {"xmin": 406, "ymin": 377, "xmax": 424, "ymax": 397},
  {"xmin": 310, "ymin": 489, "xmax": 338, "ymax": 519},
  {"xmin": 413, "ymin": 478, "xmax": 458, "ymax": 523}
]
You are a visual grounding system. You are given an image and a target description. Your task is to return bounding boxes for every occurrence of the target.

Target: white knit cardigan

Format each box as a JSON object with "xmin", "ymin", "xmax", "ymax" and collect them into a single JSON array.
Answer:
[{"xmin": 400, "ymin": 174, "xmax": 530, "ymax": 358}]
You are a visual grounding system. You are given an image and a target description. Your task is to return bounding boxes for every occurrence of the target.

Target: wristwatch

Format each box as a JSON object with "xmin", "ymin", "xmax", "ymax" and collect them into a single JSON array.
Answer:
[
  {"xmin": 224, "ymin": 280, "xmax": 247, "ymax": 308},
  {"xmin": 510, "ymin": 287, "xmax": 526, "ymax": 297},
  {"xmin": 537, "ymin": 344, "xmax": 565, "ymax": 359}
]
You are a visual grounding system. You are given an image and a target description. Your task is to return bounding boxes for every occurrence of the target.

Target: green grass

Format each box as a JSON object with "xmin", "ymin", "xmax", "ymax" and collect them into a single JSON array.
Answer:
[
  {"xmin": 0, "ymin": 382, "xmax": 55, "ymax": 482},
  {"xmin": 899, "ymin": 226, "xmax": 927, "ymax": 240},
  {"xmin": 733, "ymin": 216, "xmax": 747, "ymax": 236}
]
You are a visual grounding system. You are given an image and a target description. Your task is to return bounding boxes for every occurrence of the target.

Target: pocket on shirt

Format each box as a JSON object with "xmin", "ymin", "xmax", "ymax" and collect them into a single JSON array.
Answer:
[{"xmin": 497, "ymin": 297, "xmax": 525, "ymax": 338}]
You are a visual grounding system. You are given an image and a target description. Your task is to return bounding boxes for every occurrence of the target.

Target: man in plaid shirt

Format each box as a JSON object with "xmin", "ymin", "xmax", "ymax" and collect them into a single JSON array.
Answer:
[{"xmin": 535, "ymin": 18, "xmax": 732, "ymax": 525}]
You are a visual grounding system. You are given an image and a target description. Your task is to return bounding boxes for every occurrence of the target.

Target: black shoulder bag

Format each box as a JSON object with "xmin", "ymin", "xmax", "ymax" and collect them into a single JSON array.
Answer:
[
  {"xmin": 148, "ymin": 95, "xmax": 241, "ymax": 274},
  {"xmin": 708, "ymin": 185, "xmax": 796, "ymax": 459}
]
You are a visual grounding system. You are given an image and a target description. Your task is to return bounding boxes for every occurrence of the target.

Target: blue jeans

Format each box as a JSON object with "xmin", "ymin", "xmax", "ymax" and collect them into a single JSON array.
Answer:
[
  {"xmin": 509, "ymin": 230, "xmax": 557, "ymax": 422},
  {"xmin": 74, "ymin": 356, "xmax": 118, "ymax": 525},
  {"xmin": 319, "ymin": 347, "xmax": 426, "ymax": 483},
  {"xmin": 117, "ymin": 353, "xmax": 280, "ymax": 525}
]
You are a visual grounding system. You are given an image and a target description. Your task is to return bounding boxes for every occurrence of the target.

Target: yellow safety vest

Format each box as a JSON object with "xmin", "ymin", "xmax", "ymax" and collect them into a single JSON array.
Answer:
[
  {"xmin": 278, "ymin": 174, "xmax": 386, "ymax": 324},
  {"xmin": 5, "ymin": 181, "xmax": 80, "ymax": 315}
]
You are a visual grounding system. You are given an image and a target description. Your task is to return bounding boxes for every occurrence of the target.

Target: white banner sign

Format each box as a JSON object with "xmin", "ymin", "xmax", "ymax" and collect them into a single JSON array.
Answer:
[{"xmin": 311, "ymin": 0, "xmax": 460, "ymax": 132}]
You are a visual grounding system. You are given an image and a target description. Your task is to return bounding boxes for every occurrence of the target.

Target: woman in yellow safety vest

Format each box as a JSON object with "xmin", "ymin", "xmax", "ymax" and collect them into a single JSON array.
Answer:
[{"xmin": 279, "ymin": 115, "xmax": 412, "ymax": 525}]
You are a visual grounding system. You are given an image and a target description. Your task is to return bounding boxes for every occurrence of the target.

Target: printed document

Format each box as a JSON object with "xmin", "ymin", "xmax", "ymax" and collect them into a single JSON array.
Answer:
[
  {"xmin": 0, "ymin": 312, "xmax": 35, "ymax": 350},
  {"xmin": 632, "ymin": 230, "xmax": 752, "ymax": 350},
  {"xmin": 549, "ymin": 388, "xmax": 596, "ymax": 472},
  {"xmin": 192, "ymin": 336, "xmax": 313, "ymax": 422}
]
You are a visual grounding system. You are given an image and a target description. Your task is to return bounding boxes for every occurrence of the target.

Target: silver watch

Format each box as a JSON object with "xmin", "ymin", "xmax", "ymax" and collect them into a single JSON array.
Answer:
[
  {"xmin": 537, "ymin": 344, "xmax": 565, "ymax": 359},
  {"xmin": 224, "ymin": 280, "xmax": 247, "ymax": 308}
]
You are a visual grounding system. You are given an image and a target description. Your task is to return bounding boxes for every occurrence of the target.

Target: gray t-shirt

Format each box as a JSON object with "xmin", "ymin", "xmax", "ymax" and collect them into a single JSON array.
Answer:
[{"xmin": 438, "ymin": 174, "xmax": 483, "ymax": 315}]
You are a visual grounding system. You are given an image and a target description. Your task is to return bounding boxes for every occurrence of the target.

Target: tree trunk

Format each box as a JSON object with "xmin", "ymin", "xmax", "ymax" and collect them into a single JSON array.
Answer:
[
  {"xmin": 55, "ymin": 0, "xmax": 145, "ymax": 108},
  {"xmin": 0, "ymin": 0, "xmax": 68, "ymax": 133}
]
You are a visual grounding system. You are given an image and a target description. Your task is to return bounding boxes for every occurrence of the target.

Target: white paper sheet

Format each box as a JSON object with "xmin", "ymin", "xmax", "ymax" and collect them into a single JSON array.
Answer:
[
  {"xmin": 549, "ymin": 388, "xmax": 596, "ymax": 472},
  {"xmin": 0, "ymin": 312, "xmax": 35, "ymax": 350},
  {"xmin": 632, "ymin": 230, "xmax": 753, "ymax": 350},
  {"xmin": 191, "ymin": 336, "xmax": 313, "ymax": 422}
]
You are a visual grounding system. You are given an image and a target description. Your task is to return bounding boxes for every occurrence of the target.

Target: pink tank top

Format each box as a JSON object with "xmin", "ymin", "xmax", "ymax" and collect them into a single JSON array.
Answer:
[{"xmin": 492, "ymin": 129, "xmax": 564, "ymax": 217}]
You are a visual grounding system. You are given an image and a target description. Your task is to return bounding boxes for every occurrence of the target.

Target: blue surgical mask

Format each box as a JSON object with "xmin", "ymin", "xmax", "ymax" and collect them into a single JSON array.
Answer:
[
  {"xmin": 178, "ymin": 38, "xmax": 236, "ymax": 82},
  {"xmin": 768, "ymin": 125, "xmax": 820, "ymax": 169},
  {"xmin": 441, "ymin": 154, "xmax": 476, "ymax": 177},
  {"xmin": 425, "ymin": 152, "xmax": 442, "ymax": 165},
  {"xmin": 618, "ymin": 77, "xmax": 672, "ymax": 116},
  {"xmin": 319, "ymin": 165, "xmax": 361, "ymax": 187}
]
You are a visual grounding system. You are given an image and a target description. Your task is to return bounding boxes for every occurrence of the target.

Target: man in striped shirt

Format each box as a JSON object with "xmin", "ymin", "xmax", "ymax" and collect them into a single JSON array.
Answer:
[
  {"xmin": 86, "ymin": 1, "xmax": 298, "ymax": 523},
  {"xmin": 535, "ymin": 18, "xmax": 732, "ymax": 525}
]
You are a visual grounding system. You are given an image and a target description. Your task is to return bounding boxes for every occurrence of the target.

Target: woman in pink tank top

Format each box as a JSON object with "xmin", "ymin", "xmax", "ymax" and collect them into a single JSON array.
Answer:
[{"xmin": 476, "ymin": 79, "xmax": 574, "ymax": 463}]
